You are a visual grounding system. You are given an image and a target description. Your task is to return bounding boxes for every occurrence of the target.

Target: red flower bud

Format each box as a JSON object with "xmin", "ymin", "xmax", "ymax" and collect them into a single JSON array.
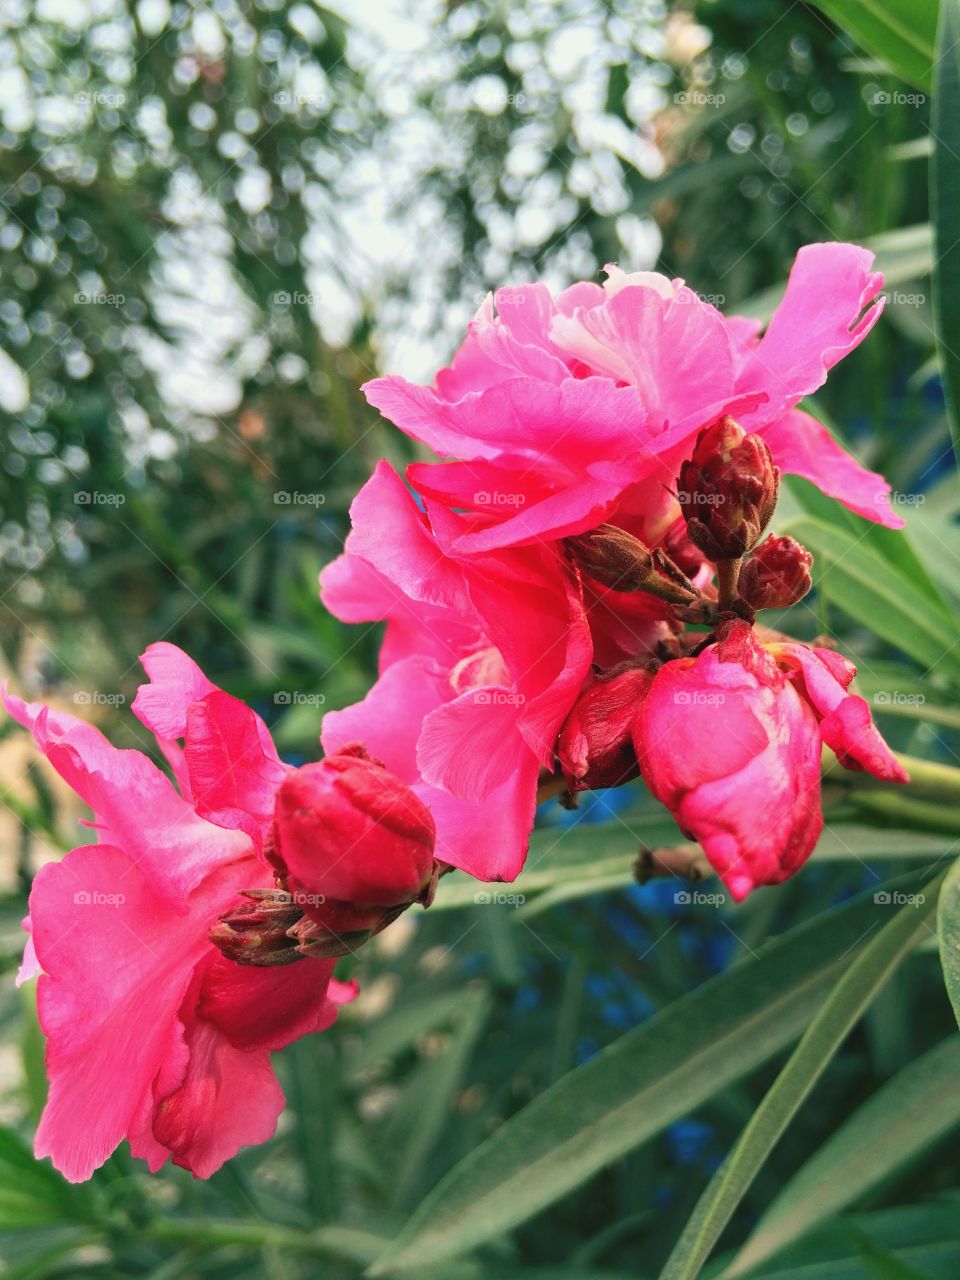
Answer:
[
  {"xmin": 271, "ymin": 744, "xmax": 436, "ymax": 923},
  {"xmin": 678, "ymin": 417, "xmax": 779, "ymax": 561},
  {"xmin": 739, "ymin": 535, "xmax": 813, "ymax": 610},
  {"xmin": 558, "ymin": 663, "xmax": 653, "ymax": 791}
]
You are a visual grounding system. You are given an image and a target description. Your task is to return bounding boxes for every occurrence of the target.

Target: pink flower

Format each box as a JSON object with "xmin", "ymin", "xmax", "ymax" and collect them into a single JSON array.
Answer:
[
  {"xmin": 363, "ymin": 244, "xmax": 899, "ymax": 558},
  {"xmin": 632, "ymin": 622, "xmax": 906, "ymax": 901},
  {"xmin": 4, "ymin": 644, "xmax": 434, "ymax": 1182},
  {"xmin": 321, "ymin": 461, "xmax": 593, "ymax": 881}
]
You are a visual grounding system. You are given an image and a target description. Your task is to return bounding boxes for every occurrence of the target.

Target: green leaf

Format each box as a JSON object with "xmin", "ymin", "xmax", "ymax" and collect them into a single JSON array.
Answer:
[
  {"xmin": 806, "ymin": 0, "xmax": 937, "ymax": 90},
  {"xmin": 781, "ymin": 516, "xmax": 960, "ymax": 679},
  {"xmin": 937, "ymin": 857, "xmax": 960, "ymax": 1027},
  {"xmin": 658, "ymin": 874, "xmax": 942, "ymax": 1280},
  {"xmin": 368, "ymin": 872, "xmax": 932, "ymax": 1275},
  {"xmin": 0, "ymin": 1126, "xmax": 91, "ymax": 1228},
  {"xmin": 932, "ymin": 0, "xmax": 960, "ymax": 453},
  {"xmin": 728, "ymin": 1034, "xmax": 960, "ymax": 1275}
]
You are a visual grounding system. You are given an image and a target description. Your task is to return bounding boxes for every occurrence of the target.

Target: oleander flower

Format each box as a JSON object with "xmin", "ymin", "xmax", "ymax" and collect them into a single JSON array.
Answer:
[
  {"xmin": 362, "ymin": 243, "xmax": 901, "ymax": 559},
  {"xmin": 320, "ymin": 461, "xmax": 592, "ymax": 881},
  {"xmin": 632, "ymin": 621, "xmax": 907, "ymax": 900},
  {"xmin": 4, "ymin": 644, "xmax": 436, "ymax": 1181}
]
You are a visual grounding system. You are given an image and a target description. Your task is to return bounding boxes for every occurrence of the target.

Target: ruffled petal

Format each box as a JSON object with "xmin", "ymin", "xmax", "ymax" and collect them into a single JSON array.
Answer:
[
  {"xmin": 29, "ymin": 844, "xmax": 245, "ymax": 1181},
  {"xmin": 132, "ymin": 643, "xmax": 218, "ymax": 740},
  {"xmin": 776, "ymin": 643, "xmax": 909, "ymax": 781},
  {"xmin": 735, "ymin": 242, "xmax": 885, "ymax": 427},
  {"xmin": 184, "ymin": 691, "xmax": 288, "ymax": 851},
  {"xmin": 760, "ymin": 408, "xmax": 904, "ymax": 528},
  {"xmin": 3, "ymin": 692, "xmax": 250, "ymax": 907}
]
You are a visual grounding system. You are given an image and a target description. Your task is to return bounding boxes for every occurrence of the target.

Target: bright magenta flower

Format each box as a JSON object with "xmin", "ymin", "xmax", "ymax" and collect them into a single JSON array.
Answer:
[
  {"xmin": 363, "ymin": 244, "xmax": 900, "ymax": 557},
  {"xmin": 321, "ymin": 461, "xmax": 592, "ymax": 881},
  {"xmin": 3, "ymin": 644, "xmax": 437, "ymax": 1181},
  {"xmin": 632, "ymin": 622, "xmax": 907, "ymax": 901}
]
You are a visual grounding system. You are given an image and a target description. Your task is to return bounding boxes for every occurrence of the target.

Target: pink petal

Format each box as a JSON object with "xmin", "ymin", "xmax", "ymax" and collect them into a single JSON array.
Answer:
[
  {"xmin": 735, "ymin": 242, "xmax": 885, "ymax": 427},
  {"xmin": 152, "ymin": 1013, "xmax": 283, "ymax": 1179},
  {"xmin": 417, "ymin": 688, "xmax": 529, "ymax": 799},
  {"xmin": 132, "ymin": 643, "xmax": 218, "ymax": 740},
  {"xmin": 4, "ymin": 692, "xmax": 250, "ymax": 907},
  {"xmin": 196, "ymin": 952, "xmax": 346, "ymax": 1052},
  {"xmin": 29, "ymin": 844, "xmax": 245, "ymax": 1181},
  {"xmin": 761, "ymin": 408, "xmax": 904, "ymax": 528},
  {"xmin": 550, "ymin": 283, "xmax": 737, "ymax": 432},
  {"xmin": 777, "ymin": 643, "xmax": 909, "ymax": 782},
  {"xmin": 16, "ymin": 920, "xmax": 39, "ymax": 987},
  {"xmin": 184, "ymin": 691, "xmax": 288, "ymax": 851},
  {"xmin": 321, "ymin": 656, "xmax": 453, "ymax": 784},
  {"xmin": 434, "ymin": 288, "xmax": 570, "ymax": 400},
  {"xmin": 417, "ymin": 751, "xmax": 541, "ymax": 882}
]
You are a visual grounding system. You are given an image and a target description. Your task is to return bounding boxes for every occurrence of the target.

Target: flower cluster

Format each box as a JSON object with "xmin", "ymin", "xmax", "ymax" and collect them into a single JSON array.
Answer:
[
  {"xmin": 5, "ymin": 646, "xmax": 436, "ymax": 1180},
  {"xmin": 323, "ymin": 242, "xmax": 906, "ymax": 897},
  {"xmin": 7, "ymin": 241, "xmax": 908, "ymax": 1182}
]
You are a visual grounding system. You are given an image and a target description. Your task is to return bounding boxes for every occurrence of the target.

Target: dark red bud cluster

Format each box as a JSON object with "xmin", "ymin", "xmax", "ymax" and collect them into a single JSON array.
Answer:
[
  {"xmin": 678, "ymin": 417, "xmax": 779, "ymax": 561},
  {"xmin": 739, "ymin": 535, "xmax": 813, "ymax": 611}
]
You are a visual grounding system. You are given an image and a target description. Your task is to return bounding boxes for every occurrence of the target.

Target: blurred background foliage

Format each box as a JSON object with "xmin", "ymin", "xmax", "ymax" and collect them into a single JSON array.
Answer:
[{"xmin": 1, "ymin": 1, "xmax": 960, "ymax": 1278}]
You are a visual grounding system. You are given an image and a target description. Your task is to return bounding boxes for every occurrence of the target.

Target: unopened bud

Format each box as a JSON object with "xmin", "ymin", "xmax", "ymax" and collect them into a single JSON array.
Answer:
[
  {"xmin": 739, "ymin": 535, "xmax": 813, "ymax": 610},
  {"xmin": 566, "ymin": 524, "xmax": 698, "ymax": 605},
  {"xmin": 271, "ymin": 744, "xmax": 437, "ymax": 921},
  {"xmin": 558, "ymin": 662, "xmax": 653, "ymax": 791},
  {"xmin": 678, "ymin": 417, "xmax": 779, "ymax": 561},
  {"xmin": 662, "ymin": 517, "xmax": 706, "ymax": 579},
  {"xmin": 209, "ymin": 889, "xmax": 305, "ymax": 966}
]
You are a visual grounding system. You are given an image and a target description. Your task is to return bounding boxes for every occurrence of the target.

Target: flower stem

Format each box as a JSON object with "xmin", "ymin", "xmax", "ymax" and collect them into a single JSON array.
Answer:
[{"xmin": 716, "ymin": 557, "xmax": 742, "ymax": 611}]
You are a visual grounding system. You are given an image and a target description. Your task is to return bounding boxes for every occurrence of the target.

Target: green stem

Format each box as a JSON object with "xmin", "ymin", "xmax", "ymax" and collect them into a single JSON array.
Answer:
[{"xmin": 826, "ymin": 750, "xmax": 960, "ymax": 805}]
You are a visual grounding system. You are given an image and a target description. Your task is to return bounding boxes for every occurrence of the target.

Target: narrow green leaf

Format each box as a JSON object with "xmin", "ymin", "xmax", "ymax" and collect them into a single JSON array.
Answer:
[
  {"xmin": 937, "ymin": 856, "xmax": 960, "ymax": 1027},
  {"xmin": 728, "ymin": 1034, "xmax": 960, "ymax": 1275},
  {"xmin": 932, "ymin": 0, "xmax": 960, "ymax": 453},
  {"xmin": 806, "ymin": 0, "xmax": 937, "ymax": 89},
  {"xmin": 659, "ymin": 874, "xmax": 942, "ymax": 1280},
  {"xmin": 369, "ymin": 872, "xmax": 931, "ymax": 1275}
]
